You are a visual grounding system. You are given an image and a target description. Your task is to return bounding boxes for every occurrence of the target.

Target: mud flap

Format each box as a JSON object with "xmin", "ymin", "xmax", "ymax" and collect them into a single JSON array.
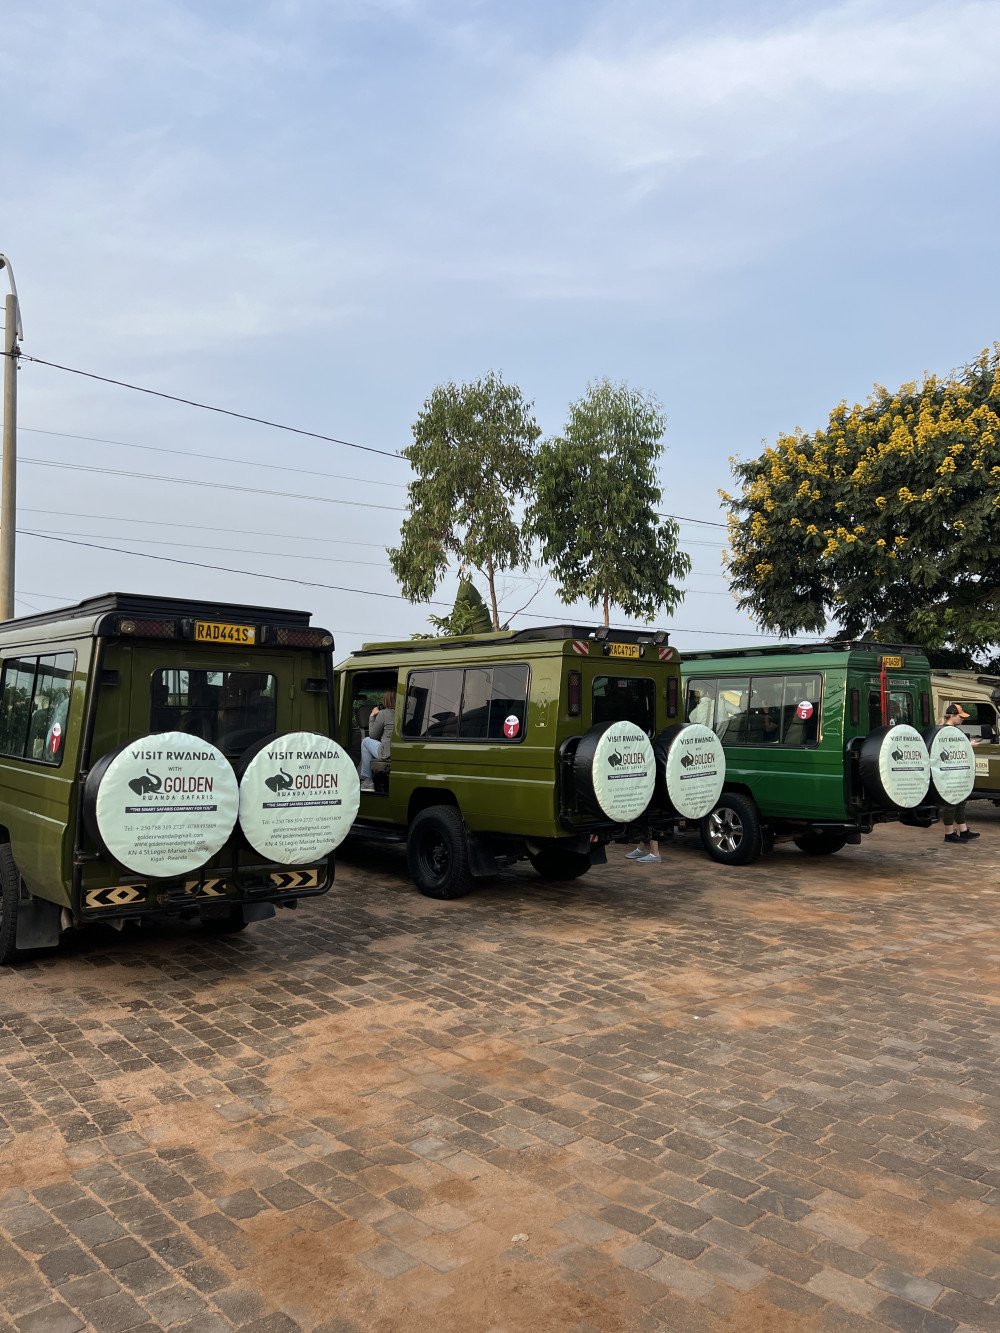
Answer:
[
  {"xmin": 588, "ymin": 842, "xmax": 607, "ymax": 866},
  {"xmin": 243, "ymin": 903, "xmax": 276, "ymax": 923},
  {"xmin": 15, "ymin": 896, "xmax": 61, "ymax": 950}
]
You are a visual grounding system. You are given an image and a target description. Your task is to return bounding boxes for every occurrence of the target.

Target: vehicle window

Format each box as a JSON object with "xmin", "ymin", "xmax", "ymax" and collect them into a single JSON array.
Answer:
[
  {"xmin": 593, "ymin": 676, "xmax": 655, "ymax": 736},
  {"xmin": 150, "ymin": 669, "xmax": 277, "ymax": 754},
  {"xmin": 781, "ymin": 673, "xmax": 822, "ymax": 745},
  {"xmin": 887, "ymin": 690, "xmax": 913, "ymax": 727},
  {"xmin": 950, "ymin": 699, "xmax": 997, "ymax": 740},
  {"xmin": 745, "ymin": 677, "xmax": 783, "ymax": 745},
  {"xmin": 715, "ymin": 677, "xmax": 750, "ymax": 743},
  {"xmin": 403, "ymin": 665, "xmax": 530, "ymax": 741},
  {"xmin": 685, "ymin": 678, "xmax": 716, "ymax": 729},
  {"xmin": 0, "ymin": 652, "xmax": 75, "ymax": 766}
]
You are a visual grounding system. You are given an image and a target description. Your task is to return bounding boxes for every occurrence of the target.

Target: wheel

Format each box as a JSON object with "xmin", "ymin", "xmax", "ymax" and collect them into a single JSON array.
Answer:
[
  {"xmin": 407, "ymin": 806, "xmax": 473, "ymax": 899},
  {"xmin": 0, "ymin": 844, "xmax": 22, "ymax": 965},
  {"xmin": 793, "ymin": 832, "xmax": 849, "ymax": 856},
  {"xmin": 700, "ymin": 794, "xmax": 763, "ymax": 865},
  {"xmin": 529, "ymin": 851, "xmax": 591, "ymax": 882},
  {"xmin": 200, "ymin": 908, "xmax": 248, "ymax": 934}
]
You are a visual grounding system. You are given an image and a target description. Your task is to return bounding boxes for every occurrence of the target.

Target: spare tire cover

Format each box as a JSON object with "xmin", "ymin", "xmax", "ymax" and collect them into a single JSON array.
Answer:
[
  {"xmin": 653, "ymin": 724, "xmax": 726, "ymax": 819},
  {"xmin": 573, "ymin": 721, "xmax": 656, "ymax": 822},
  {"xmin": 83, "ymin": 732, "xmax": 239, "ymax": 878},
  {"xmin": 858, "ymin": 724, "xmax": 931, "ymax": 809},
  {"xmin": 238, "ymin": 731, "xmax": 360, "ymax": 863},
  {"xmin": 923, "ymin": 724, "xmax": 976, "ymax": 805}
]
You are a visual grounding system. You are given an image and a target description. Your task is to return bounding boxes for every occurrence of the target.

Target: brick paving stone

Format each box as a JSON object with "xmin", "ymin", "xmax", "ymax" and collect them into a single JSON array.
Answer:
[
  {"xmin": 15, "ymin": 1307, "xmax": 84, "ymax": 1333},
  {"xmin": 356, "ymin": 1243, "xmax": 421, "ymax": 1279}
]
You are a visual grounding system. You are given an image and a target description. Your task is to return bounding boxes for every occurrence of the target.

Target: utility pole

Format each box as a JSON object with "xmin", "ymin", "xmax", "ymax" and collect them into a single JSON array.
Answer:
[{"xmin": 0, "ymin": 257, "xmax": 22, "ymax": 623}]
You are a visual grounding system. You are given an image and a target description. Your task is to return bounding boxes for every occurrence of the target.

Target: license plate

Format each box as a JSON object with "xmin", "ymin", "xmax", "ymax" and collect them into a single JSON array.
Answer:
[
  {"xmin": 195, "ymin": 621, "xmax": 256, "ymax": 645},
  {"xmin": 607, "ymin": 642, "xmax": 640, "ymax": 659},
  {"xmin": 976, "ymin": 758, "xmax": 990, "ymax": 776},
  {"xmin": 879, "ymin": 654, "xmax": 903, "ymax": 669}
]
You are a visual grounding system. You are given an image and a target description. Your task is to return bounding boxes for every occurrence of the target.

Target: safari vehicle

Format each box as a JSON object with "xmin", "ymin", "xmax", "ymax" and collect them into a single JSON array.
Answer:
[
  {"xmin": 681, "ymin": 642, "xmax": 974, "ymax": 865},
  {"xmin": 932, "ymin": 671, "xmax": 1000, "ymax": 803},
  {"xmin": 334, "ymin": 624, "xmax": 726, "ymax": 898},
  {"xmin": 0, "ymin": 592, "xmax": 360, "ymax": 964}
]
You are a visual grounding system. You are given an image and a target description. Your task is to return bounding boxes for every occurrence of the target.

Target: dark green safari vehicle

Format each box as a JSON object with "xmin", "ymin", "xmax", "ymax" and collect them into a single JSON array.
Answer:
[
  {"xmin": 335, "ymin": 624, "xmax": 727, "ymax": 897},
  {"xmin": 0, "ymin": 592, "xmax": 360, "ymax": 964},
  {"xmin": 681, "ymin": 642, "xmax": 964, "ymax": 864}
]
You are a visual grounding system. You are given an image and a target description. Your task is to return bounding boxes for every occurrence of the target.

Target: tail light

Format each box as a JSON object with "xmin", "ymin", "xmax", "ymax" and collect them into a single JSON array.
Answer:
[
  {"xmin": 568, "ymin": 670, "xmax": 581, "ymax": 716},
  {"xmin": 667, "ymin": 675, "xmax": 678, "ymax": 718},
  {"xmin": 920, "ymin": 692, "xmax": 930, "ymax": 725},
  {"xmin": 850, "ymin": 688, "xmax": 860, "ymax": 726}
]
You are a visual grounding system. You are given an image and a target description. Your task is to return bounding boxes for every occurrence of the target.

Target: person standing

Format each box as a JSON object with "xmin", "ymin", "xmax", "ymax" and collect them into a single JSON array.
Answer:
[
  {"xmin": 939, "ymin": 703, "xmax": 981, "ymax": 844},
  {"xmin": 360, "ymin": 689, "xmax": 396, "ymax": 792},
  {"xmin": 626, "ymin": 839, "xmax": 661, "ymax": 864}
]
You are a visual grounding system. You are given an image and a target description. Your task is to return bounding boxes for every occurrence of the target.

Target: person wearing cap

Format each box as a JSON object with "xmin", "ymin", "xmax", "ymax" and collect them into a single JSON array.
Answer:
[{"xmin": 939, "ymin": 703, "xmax": 981, "ymax": 844}]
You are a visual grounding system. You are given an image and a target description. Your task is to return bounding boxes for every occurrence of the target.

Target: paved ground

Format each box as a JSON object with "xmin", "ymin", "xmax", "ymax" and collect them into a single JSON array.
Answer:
[{"xmin": 1, "ymin": 814, "xmax": 1000, "ymax": 1333}]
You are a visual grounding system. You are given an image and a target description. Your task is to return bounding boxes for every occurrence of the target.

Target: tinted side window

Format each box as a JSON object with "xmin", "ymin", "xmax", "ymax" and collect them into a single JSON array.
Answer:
[
  {"xmin": 745, "ymin": 676, "xmax": 783, "ymax": 745},
  {"xmin": 685, "ymin": 678, "xmax": 716, "ymax": 728},
  {"xmin": 715, "ymin": 677, "xmax": 750, "ymax": 743},
  {"xmin": 593, "ymin": 676, "xmax": 656, "ymax": 736},
  {"xmin": 150, "ymin": 669, "xmax": 277, "ymax": 754},
  {"xmin": 403, "ymin": 666, "xmax": 530, "ymax": 741},
  {"xmin": 0, "ymin": 652, "xmax": 75, "ymax": 766},
  {"xmin": 781, "ymin": 673, "xmax": 822, "ymax": 744}
]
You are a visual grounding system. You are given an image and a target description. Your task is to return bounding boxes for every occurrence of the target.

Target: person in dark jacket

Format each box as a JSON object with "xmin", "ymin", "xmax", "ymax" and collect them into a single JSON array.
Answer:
[{"xmin": 360, "ymin": 689, "xmax": 396, "ymax": 791}]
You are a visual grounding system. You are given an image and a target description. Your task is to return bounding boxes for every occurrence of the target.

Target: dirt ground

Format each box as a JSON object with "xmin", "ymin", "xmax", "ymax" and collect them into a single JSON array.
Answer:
[{"xmin": 1, "ymin": 812, "xmax": 999, "ymax": 1333}]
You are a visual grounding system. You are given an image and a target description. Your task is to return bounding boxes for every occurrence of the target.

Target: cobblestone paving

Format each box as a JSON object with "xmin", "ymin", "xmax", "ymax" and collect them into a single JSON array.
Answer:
[{"xmin": 1, "ymin": 815, "xmax": 1000, "ymax": 1333}]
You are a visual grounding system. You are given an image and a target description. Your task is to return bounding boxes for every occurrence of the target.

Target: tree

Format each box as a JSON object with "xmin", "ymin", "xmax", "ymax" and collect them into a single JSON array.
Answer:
[
  {"xmin": 389, "ymin": 372, "xmax": 540, "ymax": 630},
  {"xmin": 425, "ymin": 577, "xmax": 494, "ymax": 636},
  {"xmin": 724, "ymin": 346, "xmax": 1000, "ymax": 657},
  {"xmin": 530, "ymin": 379, "xmax": 691, "ymax": 626}
]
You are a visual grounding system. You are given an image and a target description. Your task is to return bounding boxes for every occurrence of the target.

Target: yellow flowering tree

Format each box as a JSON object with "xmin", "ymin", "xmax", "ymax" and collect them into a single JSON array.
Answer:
[{"xmin": 724, "ymin": 347, "xmax": 1000, "ymax": 655}]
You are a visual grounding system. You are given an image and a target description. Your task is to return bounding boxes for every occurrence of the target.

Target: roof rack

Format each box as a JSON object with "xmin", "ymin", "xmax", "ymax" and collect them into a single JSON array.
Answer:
[
  {"xmin": 354, "ymin": 624, "xmax": 670, "ymax": 657},
  {"xmin": 0, "ymin": 591, "xmax": 314, "ymax": 632},
  {"xmin": 683, "ymin": 639, "xmax": 923, "ymax": 662}
]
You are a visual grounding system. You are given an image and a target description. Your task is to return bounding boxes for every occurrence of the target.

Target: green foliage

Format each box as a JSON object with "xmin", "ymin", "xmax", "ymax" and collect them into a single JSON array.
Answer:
[
  {"xmin": 388, "ymin": 372, "xmax": 540, "ymax": 630},
  {"xmin": 425, "ymin": 577, "xmax": 494, "ymax": 636},
  {"xmin": 530, "ymin": 379, "xmax": 691, "ymax": 626},
  {"xmin": 724, "ymin": 347, "xmax": 1000, "ymax": 655}
]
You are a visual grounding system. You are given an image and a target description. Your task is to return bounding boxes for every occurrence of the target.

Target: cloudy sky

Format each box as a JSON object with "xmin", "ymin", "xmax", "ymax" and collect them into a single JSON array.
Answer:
[{"xmin": 3, "ymin": 0, "xmax": 999, "ymax": 656}]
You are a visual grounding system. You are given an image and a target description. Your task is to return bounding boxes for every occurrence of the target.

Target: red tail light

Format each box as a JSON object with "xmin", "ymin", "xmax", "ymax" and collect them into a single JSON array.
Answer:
[
  {"xmin": 568, "ymin": 670, "xmax": 581, "ymax": 716},
  {"xmin": 667, "ymin": 675, "xmax": 678, "ymax": 718}
]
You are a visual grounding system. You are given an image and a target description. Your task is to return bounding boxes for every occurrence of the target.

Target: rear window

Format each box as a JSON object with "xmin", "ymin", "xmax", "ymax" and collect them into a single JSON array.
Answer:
[
  {"xmin": 868, "ymin": 689, "xmax": 913, "ymax": 730},
  {"xmin": 0, "ymin": 651, "xmax": 75, "ymax": 766},
  {"xmin": 592, "ymin": 676, "xmax": 656, "ymax": 736},
  {"xmin": 402, "ymin": 665, "xmax": 530, "ymax": 741},
  {"xmin": 151, "ymin": 669, "xmax": 277, "ymax": 754}
]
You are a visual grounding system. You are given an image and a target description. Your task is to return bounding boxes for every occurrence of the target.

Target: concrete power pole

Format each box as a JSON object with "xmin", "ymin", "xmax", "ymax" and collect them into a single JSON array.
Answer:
[{"xmin": 0, "ymin": 257, "xmax": 22, "ymax": 623}]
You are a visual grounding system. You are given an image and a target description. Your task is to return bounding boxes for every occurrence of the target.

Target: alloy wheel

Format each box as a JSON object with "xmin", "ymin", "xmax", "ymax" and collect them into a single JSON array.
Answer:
[{"xmin": 707, "ymin": 806, "xmax": 744, "ymax": 854}]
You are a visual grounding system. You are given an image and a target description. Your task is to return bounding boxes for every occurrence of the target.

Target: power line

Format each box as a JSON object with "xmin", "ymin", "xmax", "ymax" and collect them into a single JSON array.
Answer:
[
  {"xmin": 20, "ymin": 457, "xmax": 406, "ymax": 512},
  {"xmin": 22, "ymin": 528, "xmax": 389, "ymax": 568},
  {"xmin": 21, "ymin": 426, "xmax": 409, "ymax": 490},
  {"xmin": 19, "ymin": 355, "xmax": 404, "ymax": 461},
  {"xmin": 18, "ymin": 507, "xmax": 392, "ymax": 549}
]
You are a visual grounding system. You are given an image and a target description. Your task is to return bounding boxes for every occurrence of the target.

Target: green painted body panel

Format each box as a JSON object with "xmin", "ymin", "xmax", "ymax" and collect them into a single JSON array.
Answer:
[
  {"xmin": 0, "ymin": 594, "xmax": 336, "ymax": 913},
  {"xmin": 682, "ymin": 644, "xmax": 932, "ymax": 825},
  {"xmin": 335, "ymin": 632, "xmax": 681, "ymax": 839}
]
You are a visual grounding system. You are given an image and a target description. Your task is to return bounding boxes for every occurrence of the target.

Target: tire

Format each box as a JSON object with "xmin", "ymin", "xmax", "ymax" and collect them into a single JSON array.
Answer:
[
  {"xmin": 700, "ymin": 794, "xmax": 763, "ymax": 865},
  {"xmin": 407, "ymin": 806, "xmax": 473, "ymax": 899},
  {"xmin": 0, "ymin": 844, "xmax": 22, "ymax": 966},
  {"xmin": 529, "ymin": 851, "xmax": 591, "ymax": 882},
  {"xmin": 793, "ymin": 831, "xmax": 849, "ymax": 856},
  {"xmin": 200, "ymin": 908, "xmax": 249, "ymax": 934}
]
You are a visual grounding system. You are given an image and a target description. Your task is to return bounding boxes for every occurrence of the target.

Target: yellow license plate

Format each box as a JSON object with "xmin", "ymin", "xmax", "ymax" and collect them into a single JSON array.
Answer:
[
  {"xmin": 607, "ymin": 642, "xmax": 640, "ymax": 659},
  {"xmin": 879, "ymin": 654, "xmax": 903, "ymax": 669},
  {"xmin": 195, "ymin": 621, "xmax": 256, "ymax": 645}
]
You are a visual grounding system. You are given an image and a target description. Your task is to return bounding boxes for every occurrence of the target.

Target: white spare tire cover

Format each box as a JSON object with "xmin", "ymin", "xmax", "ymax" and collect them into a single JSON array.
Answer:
[
  {"xmin": 83, "ymin": 732, "xmax": 239, "ymax": 878},
  {"xmin": 654, "ymin": 724, "xmax": 726, "ymax": 819},
  {"xmin": 573, "ymin": 721, "xmax": 656, "ymax": 822},
  {"xmin": 238, "ymin": 731, "xmax": 360, "ymax": 863},
  {"xmin": 858, "ymin": 724, "xmax": 931, "ymax": 809},
  {"xmin": 923, "ymin": 725, "xmax": 976, "ymax": 805}
]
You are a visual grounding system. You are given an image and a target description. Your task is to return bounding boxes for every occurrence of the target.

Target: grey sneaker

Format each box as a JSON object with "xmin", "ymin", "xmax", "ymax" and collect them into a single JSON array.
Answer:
[
  {"xmin": 360, "ymin": 778, "xmax": 375, "ymax": 792},
  {"xmin": 636, "ymin": 853, "xmax": 661, "ymax": 863},
  {"xmin": 625, "ymin": 847, "xmax": 644, "ymax": 859}
]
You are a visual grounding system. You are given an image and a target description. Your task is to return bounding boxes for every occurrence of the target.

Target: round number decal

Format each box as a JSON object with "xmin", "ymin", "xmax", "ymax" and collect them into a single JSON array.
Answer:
[
  {"xmin": 84, "ymin": 732, "xmax": 239, "ymax": 878},
  {"xmin": 238, "ymin": 731, "xmax": 360, "ymax": 864},
  {"xmin": 503, "ymin": 715, "xmax": 520, "ymax": 738},
  {"xmin": 796, "ymin": 700, "xmax": 814, "ymax": 720}
]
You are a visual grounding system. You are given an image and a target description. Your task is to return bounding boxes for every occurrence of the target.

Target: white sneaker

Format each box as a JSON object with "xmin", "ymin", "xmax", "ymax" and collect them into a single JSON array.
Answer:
[
  {"xmin": 636, "ymin": 853, "xmax": 661, "ymax": 863},
  {"xmin": 360, "ymin": 778, "xmax": 374, "ymax": 791},
  {"xmin": 624, "ymin": 847, "xmax": 644, "ymax": 859}
]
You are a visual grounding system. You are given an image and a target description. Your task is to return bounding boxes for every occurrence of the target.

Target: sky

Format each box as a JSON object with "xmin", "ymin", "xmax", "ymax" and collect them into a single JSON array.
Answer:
[{"xmin": 2, "ymin": 0, "xmax": 999, "ymax": 658}]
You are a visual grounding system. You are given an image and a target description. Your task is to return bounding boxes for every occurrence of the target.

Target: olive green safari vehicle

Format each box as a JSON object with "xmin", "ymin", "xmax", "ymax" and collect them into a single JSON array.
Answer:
[
  {"xmin": 0, "ymin": 593, "xmax": 360, "ymax": 964},
  {"xmin": 335, "ymin": 624, "xmax": 727, "ymax": 898},
  {"xmin": 931, "ymin": 670, "xmax": 1000, "ymax": 803},
  {"xmin": 681, "ymin": 642, "xmax": 976, "ymax": 865}
]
